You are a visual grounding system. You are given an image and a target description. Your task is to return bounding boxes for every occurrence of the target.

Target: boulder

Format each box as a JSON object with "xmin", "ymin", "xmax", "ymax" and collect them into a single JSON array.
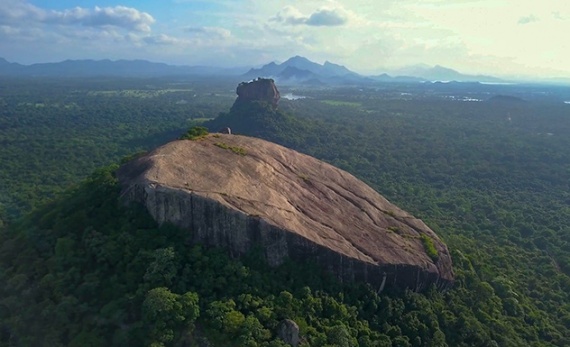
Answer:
[
  {"xmin": 277, "ymin": 319, "xmax": 300, "ymax": 347},
  {"xmin": 117, "ymin": 134, "xmax": 454, "ymax": 291},
  {"xmin": 235, "ymin": 78, "xmax": 280, "ymax": 109}
]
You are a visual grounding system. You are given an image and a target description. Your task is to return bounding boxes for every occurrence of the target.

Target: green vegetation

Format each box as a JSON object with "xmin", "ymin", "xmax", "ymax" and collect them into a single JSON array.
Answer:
[
  {"xmin": 1, "ymin": 77, "xmax": 570, "ymax": 346},
  {"xmin": 181, "ymin": 126, "xmax": 209, "ymax": 140},
  {"xmin": 0, "ymin": 77, "xmax": 234, "ymax": 219},
  {"xmin": 214, "ymin": 142, "xmax": 248, "ymax": 156},
  {"xmin": 208, "ymin": 89, "xmax": 570, "ymax": 346},
  {"xmin": 0, "ymin": 166, "xmax": 452, "ymax": 346},
  {"xmin": 321, "ymin": 100, "xmax": 361, "ymax": 107},
  {"xmin": 387, "ymin": 226, "xmax": 400, "ymax": 234},
  {"xmin": 421, "ymin": 235, "xmax": 439, "ymax": 261},
  {"xmin": 87, "ymin": 88, "xmax": 195, "ymax": 98}
]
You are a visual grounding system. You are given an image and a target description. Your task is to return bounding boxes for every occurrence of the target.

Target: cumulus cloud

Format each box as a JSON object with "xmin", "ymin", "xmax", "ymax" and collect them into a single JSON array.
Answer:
[
  {"xmin": 272, "ymin": 6, "xmax": 348, "ymax": 26},
  {"xmin": 143, "ymin": 34, "xmax": 181, "ymax": 45},
  {"xmin": 184, "ymin": 26, "xmax": 231, "ymax": 38},
  {"xmin": 306, "ymin": 9, "xmax": 347, "ymax": 26},
  {"xmin": 271, "ymin": 6, "xmax": 306, "ymax": 25},
  {"xmin": 59, "ymin": 6, "xmax": 155, "ymax": 32},
  {"xmin": 0, "ymin": 1, "xmax": 155, "ymax": 32},
  {"xmin": 518, "ymin": 15, "xmax": 539, "ymax": 25},
  {"xmin": 552, "ymin": 11, "xmax": 566, "ymax": 21},
  {"xmin": 0, "ymin": 25, "xmax": 19, "ymax": 35}
]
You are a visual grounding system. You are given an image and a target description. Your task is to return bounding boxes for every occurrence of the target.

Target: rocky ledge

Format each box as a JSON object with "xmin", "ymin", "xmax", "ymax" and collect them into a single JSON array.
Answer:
[
  {"xmin": 235, "ymin": 78, "xmax": 280, "ymax": 109},
  {"xmin": 117, "ymin": 134, "xmax": 453, "ymax": 291}
]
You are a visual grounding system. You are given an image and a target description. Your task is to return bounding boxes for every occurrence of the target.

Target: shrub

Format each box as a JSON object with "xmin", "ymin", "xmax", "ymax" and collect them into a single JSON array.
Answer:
[
  {"xmin": 421, "ymin": 235, "xmax": 439, "ymax": 261},
  {"xmin": 180, "ymin": 126, "xmax": 209, "ymax": 140},
  {"xmin": 214, "ymin": 142, "xmax": 247, "ymax": 156}
]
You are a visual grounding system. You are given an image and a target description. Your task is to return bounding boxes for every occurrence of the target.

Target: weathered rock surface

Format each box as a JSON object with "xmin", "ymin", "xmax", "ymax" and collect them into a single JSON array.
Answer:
[
  {"xmin": 117, "ymin": 134, "xmax": 454, "ymax": 291},
  {"xmin": 236, "ymin": 78, "xmax": 280, "ymax": 109},
  {"xmin": 277, "ymin": 319, "xmax": 300, "ymax": 347}
]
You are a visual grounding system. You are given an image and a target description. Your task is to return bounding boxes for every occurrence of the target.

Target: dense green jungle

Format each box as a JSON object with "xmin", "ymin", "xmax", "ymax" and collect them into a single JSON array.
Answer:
[{"xmin": 0, "ymin": 77, "xmax": 569, "ymax": 346}]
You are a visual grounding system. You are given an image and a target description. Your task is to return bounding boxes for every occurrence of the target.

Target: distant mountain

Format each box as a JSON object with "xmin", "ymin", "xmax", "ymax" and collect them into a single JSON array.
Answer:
[
  {"xmin": 249, "ymin": 57, "xmax": 502, "ymax": 85},
  {"xmin": 277, "ymin": 66, "xmax": 319, "ymax": 81},
  {"xmin": 277, "ymin": 56, "xmax": 355, "ymax": 77},
  {"xmin": 0, "ymin": 58, "xmax": 247, "ymax": 77},
  {"xmin": 370, "ymin": 73, "xmax": 425, "ymax": 83},
  {"xmin": 279, "ymin": 56, "xmax": 323, "ymax": 74},
  {"xmin": 390, "ymin": 64, "xmax": 504, "ymax": 83},
  {"xmin": 533, "ymin": 77, "xmax": 570, "ymax": 86},
  {"xmin": 322, "ymin": 60, "xmax": 354, "ymax": 77},
  {"xmin": 246, "ymin": 58, "xmax": 505, "ymax": 84},
  {"xmin": 0, "ymin": 57, "xmax": 25, "ymax": 74},
  {"xmin": 0, "ymin": 56, "xmax": 507, "ymax": 84},
  {"xmin": 244, "ymin": 55, "xmax": 365, "ymax": 85}
]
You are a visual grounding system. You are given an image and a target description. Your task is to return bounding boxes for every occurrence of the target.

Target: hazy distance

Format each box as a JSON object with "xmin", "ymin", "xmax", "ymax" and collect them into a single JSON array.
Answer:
[{"xmin": 1, "ymin": 0, "xmax": 568, "ymax": 79}]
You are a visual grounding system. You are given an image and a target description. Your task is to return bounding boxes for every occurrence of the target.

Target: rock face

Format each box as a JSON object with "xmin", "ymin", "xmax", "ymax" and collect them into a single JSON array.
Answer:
[
  {"xmin": 117, "ymin": 134, "xmax": 454, "ymax": 291},
  {"xmin": 277, "ymin": 319, "xmax": 300, "ymax": 347},
  {"xmin": 236, "ymin": 78, "xmax": 280, "ymax": 109}
]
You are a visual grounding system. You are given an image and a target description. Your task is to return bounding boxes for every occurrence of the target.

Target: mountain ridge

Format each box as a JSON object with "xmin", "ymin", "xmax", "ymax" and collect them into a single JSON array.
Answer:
[
  {"xmin": 388, "ymin": 64, "xmax": 504, "ymax": 82},
  {"xmin": 0, "ymin": 57, "xmax": 247, "ymax": 77},
  {"xmin": 0, "ymin": 55, "xmax": 505, "ymax": 83},
  {"xmin": 243, "ymin": 55, "xmax": 361, "ymax": 84}
]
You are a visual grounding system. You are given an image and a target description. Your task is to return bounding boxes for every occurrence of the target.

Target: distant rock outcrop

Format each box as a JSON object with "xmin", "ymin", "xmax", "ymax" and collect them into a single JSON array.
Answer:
[
  {"xmin": 277, "ymin": 319, "xmax": 300, "ymax": 347},
  {"xmin": 235, "ymin": 78, "xmax": 280, "ymax": 109},
  {"xmin": 117, "ymin": 134, "xmax": 454, "ymax": 291}
]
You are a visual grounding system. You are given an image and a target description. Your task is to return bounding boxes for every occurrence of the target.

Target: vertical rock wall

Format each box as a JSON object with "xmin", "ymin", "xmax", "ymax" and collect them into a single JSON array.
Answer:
[
  {"xmin": 122, "ymin": 183, "xmax": 453, "ymax": 291},
  {"xmin": 235, "ymin": 78, "xmax": 280, "ymax": 109}
]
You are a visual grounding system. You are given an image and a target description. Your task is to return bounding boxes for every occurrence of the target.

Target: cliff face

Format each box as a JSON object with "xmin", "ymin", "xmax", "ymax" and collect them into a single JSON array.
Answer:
[
  {"xmin": 235, "ymin": 78, "xmax": 280, "ymax": 109},
  {"xmin": 117, "ymin": 135, "xmax": 454, "ymax": 291}
]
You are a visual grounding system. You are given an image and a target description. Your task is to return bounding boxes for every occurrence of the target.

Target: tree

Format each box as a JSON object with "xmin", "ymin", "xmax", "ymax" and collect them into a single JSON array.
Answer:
[
  {"xmin": 144, "ymin": 247, "xmax": 178, "ymax": 287},
  {"xmin": 180, "ymin": 126, "xmax": 209, "ymax": 140},
  {"xmin": 142, "ymin": 287, "xmax": 200, "ymax": 345},
  {"xmin": 326, "ymin": 324, "xmax": 353, "ymax": 347}
]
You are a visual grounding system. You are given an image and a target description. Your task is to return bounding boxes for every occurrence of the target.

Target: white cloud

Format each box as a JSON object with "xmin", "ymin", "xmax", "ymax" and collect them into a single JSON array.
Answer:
[
  {"xmin": 272, "ymin": 6, "xmax": 306, "ymax": 25},
  {"xmin": 272, "ymin": 6, "xmax": 348, "ymax": 26},
  {"xmin": 184, "ymin": 26, "xmax": 231, "ymax": 39},
  {"xmin": 518, "ymin": 15, "xmax": 539, "ymax": 24},
  {"xmin": 0, "ymin": 1, "xmax": 155, "ymax": 32},
  {"xmin": 552, "ymin": 11, "xmax": 566, "ymax": 20},
  {"xmin": 143, "ymin": 34, "xmax": 181, "ymax": 45},
  {"xmin": 2, "ymin": 0, "xmax": 570, "ymax": 78},
  {"xmin": 0, "ymin": 25, "xmax": 19, "ymax": 35},
  {"xmin": 306, "ymin": 9, "xmax": 347, "ymax": 26}
]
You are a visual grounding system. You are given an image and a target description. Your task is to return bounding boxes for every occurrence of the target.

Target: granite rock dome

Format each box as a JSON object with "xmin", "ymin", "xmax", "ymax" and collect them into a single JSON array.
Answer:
[{"xmin": 117, "ymin": 134, "xmax": 454, "ymax": 291}]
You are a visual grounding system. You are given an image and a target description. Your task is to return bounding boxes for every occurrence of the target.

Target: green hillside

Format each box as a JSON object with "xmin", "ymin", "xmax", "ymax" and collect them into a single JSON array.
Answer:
[
  {"xmin": 0, "ymin": 165, "xmax": 451, "ymax": 346},
  {"xmin": 1, "ymin": 79, "xmax": 570, "ymax": 346}
]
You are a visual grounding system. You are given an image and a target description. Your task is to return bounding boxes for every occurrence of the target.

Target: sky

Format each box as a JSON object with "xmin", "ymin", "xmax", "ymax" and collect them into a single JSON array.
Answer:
[{"xmin": 1, "ymin": 0, "xmax": 569, "ymax": 78}]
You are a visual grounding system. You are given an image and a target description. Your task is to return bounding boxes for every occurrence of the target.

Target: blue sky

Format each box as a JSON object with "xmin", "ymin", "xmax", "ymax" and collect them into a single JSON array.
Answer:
[{"xmin": 1, "ymin": 0, "xmax": 569, "ymax": 78}]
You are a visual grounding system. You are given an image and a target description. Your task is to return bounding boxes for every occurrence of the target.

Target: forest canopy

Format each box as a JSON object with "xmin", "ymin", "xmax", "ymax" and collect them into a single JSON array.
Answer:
[{"xmin": 1, "ymin": 77, "xmax": 569, "ymax": 346}]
